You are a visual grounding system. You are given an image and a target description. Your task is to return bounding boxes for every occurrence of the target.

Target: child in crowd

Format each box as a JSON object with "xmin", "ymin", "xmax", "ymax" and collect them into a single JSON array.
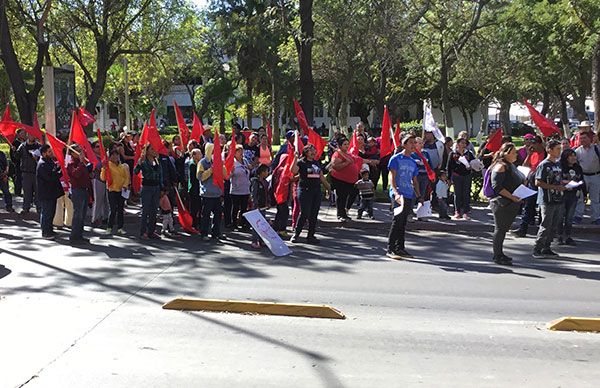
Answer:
[
  {"xmin": 250, "ymin": 164, "xmax": 270, "ymax": 248},
  {"xmin": 159, "ymin": 188, "xmax": 175, "ymax": 236},
  {"xmin": 435, "ymin": 170, "xmax": 451, "ymax": 219},
  {"xmin": 355, "ymin": 166, "xmax": 375, "ymax": 219}
]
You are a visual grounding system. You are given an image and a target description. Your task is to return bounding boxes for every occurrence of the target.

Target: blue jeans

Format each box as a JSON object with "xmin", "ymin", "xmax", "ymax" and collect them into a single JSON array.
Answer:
[
  {"xmin": 558, "ymin": 193, "xmax": 578, "ymax": 239},
  {"xmin": 358, "ymin": 198, "xmax": 374, "ymax": 217},
  {"xmin": 200, "ymin": 196, "xmax": 222, "ymax": 237},
  {"xmin": 1, "ymin": 178, "xmax": 12, "ymax": 208},
  {"xmin": 140, "ymin": 185, "xmax": 160, "ymax": 235},
  {"xmin": 534, "ymin": 203, "xmax": 562, "ymax": 251},
  {"xmin": 39, "ymin": 198, "xmax": 56, "ymax": 236},
  {"xmin": 70, "ymin": 188, "xmax": 88, "ymax": 240},
  {"xmin": 294, "ymin": 187, "xmax": 321, "ymax": 237},
  {"xmin": 452, "ymin": 174, "xmax": 472, "ymax": 215}
]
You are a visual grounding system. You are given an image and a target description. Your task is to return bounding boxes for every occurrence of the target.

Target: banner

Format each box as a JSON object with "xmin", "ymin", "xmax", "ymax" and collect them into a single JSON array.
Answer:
[{"xmin": 243, "ymin": 210, "xmax": 292, "ymax": 256}]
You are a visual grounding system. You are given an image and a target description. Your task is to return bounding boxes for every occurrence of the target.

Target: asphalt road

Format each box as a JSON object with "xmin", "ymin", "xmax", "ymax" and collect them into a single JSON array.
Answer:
[{"xmin": 1, "ymin": 214, "xmax": 600, "ymax": 388}]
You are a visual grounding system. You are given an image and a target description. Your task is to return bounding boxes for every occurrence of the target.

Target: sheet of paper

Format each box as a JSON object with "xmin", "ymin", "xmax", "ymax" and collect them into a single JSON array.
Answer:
[
  {"xmin": 393, "ymin": 205, "xmax": 403, "ymax": 216},
  {"xmin": 517, "ymin": 166, "xmax": 531, "ymax": 177},
  {"xmin": 415, "ymin": 201, "xmax": 432, "ymax": 218},
  {"xmin": 458, "ymin": 155, "xmax": 470, "ymax": 168},
  {"xmin": 565, "ymin": 180, "xmax": 583, "ymax": 189},
  {"xmin": 121, "ymin": 188, "xmax": 131, "ymax": 199},
  {"xmin": 512, "ymin": 184, "xmax": 537, "ymax": 200}
]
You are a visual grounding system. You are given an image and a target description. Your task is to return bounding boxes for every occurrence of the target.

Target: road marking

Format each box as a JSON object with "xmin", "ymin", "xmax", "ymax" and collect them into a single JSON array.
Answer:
[
  {"xmin": 162, "ymin": 298, "xmax": 346, "ymax": 319},
  {"xmin": 548, "ymin": 317, "xmax": 600, "ymax": 332}
]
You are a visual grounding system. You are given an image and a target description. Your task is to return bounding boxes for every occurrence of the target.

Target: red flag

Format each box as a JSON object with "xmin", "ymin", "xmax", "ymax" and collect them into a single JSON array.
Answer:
[
  {"xmin": 46, "ymin": 132, "xmax": 69, "ymax": 187},
  {"xmin": 0, "ymin": 104, "xmax": 34, "ymax": 143},
  {"xmin": 393, "ymin": 121, "xmax": 401, "ymax": 149},
  {"xmin": 293, "ymin": 99, "xmax": 310, "ymax": 135},
  {"xmin": 380, "ymin": 106, "xmax": 392, "ymax": 157},
  {"xmin": 242, "ymin": 130, "xmax": 252, "ymax": 143},
  {"xmin": 524, "ymin": 100, "xmax": 561, "ymax": 137},
  {"xmin": 78, "ymin": 107, "xmax": 96, "ymax": 127},
  {"xmin": 225, "ymin": 133, "xmax": 238, "ymax": 176},
  {"xmin": 173, "ymin": 101, "xmax": 190, "ymax": 149},
  {"xmin": 147, "ymin": 108, "xmax": 169, "ymax": 156},
  {"xmin": 175, "ymin": 189, "xmax": 198, "ymax": 234},
  {"xmin": 570, "ymin": 132, "xmax": 581, "ymax": 149},
  {"xmin": 485, "ymin": 128, "xmax": 503, "ymax": 152},
  {"xmin": 212, "ymin": 126, "xmax": 225, "ymax": 193},
  {"xmin": 348, "ymin": 130, "xmax": 359, "ymax": 156},
  {"xmin": 70, "ymin": 111, "xmax": 99, "ymax": 165},
  {"xmin": 415, "ymin": 149, "xmax": 436, "ymax": 182},
  {"xmin": 132, "ymin": 122, "xmax": 147, "ymax": 193},
  {"xmin": 267, "ymin": 121, "xmax": 273, "ymax": 144},
  {"xmin": 190, "ymin": 112, "xmax": 205, "ymax": 142},
  {"xmin": 97, "ymin": 129, "xmax": 112, "ymax": 187},
  {"xmin": 307, "ymin": 127, "xmax": 326, "ymax": 160},
  {"xmin": 274, "ymin": 145, "xmax": 294, "ymax": 204},
  {"xmin": 25, "ymin": 113, "xmax": 45, "ymax": 142}
]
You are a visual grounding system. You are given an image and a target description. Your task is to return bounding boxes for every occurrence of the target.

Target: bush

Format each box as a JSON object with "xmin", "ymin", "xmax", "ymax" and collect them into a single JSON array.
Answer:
[{"xmin": 369, "ymin": 120, "xmax": 427, "ymax": 137}]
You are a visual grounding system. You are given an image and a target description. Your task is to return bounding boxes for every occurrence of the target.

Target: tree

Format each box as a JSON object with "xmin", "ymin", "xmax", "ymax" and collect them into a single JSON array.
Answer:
[{"xmin": 0, "ymin": 0, "xmax": 51, "ymax": 125}]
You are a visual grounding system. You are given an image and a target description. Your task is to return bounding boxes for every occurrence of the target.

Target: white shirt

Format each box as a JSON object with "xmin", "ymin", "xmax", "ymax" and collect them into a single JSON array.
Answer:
[{"xmin": 575, "ymin": 145, "xmax": 600, "ymax": 174}]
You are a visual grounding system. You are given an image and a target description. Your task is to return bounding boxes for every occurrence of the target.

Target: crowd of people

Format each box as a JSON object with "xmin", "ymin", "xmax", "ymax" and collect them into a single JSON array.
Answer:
[{"xmin": 0, "ymin": 119, "xmax": 599, "ymax": 263}]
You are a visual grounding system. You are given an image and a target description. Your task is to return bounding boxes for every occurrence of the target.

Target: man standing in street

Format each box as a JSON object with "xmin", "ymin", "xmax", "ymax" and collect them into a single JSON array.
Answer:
[
  {"xmin": 387, "ymin": 134, "xmax": 422, "ymax": 259},
  {"xmin": 36, "ymin": 145, "xmax": 64, "ymax": 239},
  {"xmin": 533, "ymin": 139, "xmax": 566, "ymax": 258},
  {"xmin": 10, "ymin": 129, "xmax": 27, "ymax": 197},
  {"xmin": 16, "ymin": 133, "xmax": 41, "ymax": 214},
  {"xmin": 575, "ymin": 131, "xmax": 600, "ymax": 225},
  {"xmin": 67, "ymin": 144, "xmax": 93, "ymax": 244}
]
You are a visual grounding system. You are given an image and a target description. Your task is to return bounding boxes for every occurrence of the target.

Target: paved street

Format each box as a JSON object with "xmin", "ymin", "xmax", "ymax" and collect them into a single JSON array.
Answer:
[{"xmin": 1, "ymin": 206, "xmax": 600, "ymax": 388}]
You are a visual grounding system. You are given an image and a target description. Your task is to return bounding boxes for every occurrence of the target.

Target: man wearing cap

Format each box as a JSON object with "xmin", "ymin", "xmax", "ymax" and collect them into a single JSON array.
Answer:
[
  {"xmin": 387, "ymin": 134, "xmax": 422, "ymax": 259},
  {"xmin": 575, "ymin": 131, "xmax": 600, "ymax": 224},
  {"xmin": 570, "ymin": 120, "xmax": 593, "ymax": 149}
]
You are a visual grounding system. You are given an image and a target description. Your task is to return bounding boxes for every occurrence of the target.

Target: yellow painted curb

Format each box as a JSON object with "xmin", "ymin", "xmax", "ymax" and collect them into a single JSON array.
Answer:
[
  {"xmin": 162, "ymin": 298, "xmax": 346, "ymax": 319},
  {"xmin": 547, "ymin": 317, "xmax": 600, "ymax": 332}
]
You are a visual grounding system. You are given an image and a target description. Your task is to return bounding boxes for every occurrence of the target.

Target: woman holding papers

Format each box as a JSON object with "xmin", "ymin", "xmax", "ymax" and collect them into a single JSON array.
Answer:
[
  {"xmin": 447, "ymin": 138, "xmax": 475, "ymax": 219},
  {"xmin": 557, "ymin": 149, "xmax": 584, "ymax": 246},
  {"xmin": 488, "ymin": 143, "xmax": 524, "ymax": 265}
]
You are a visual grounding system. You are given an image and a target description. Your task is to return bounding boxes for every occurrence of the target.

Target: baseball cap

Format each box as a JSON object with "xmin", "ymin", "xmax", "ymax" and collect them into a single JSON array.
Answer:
[
  {"xmin": 523, "ymin": 133, "xmax": 535, "ymax": 140},
  {"xmin": 285, "ymin": 131, "xmax": 294, "ymax": 139}
]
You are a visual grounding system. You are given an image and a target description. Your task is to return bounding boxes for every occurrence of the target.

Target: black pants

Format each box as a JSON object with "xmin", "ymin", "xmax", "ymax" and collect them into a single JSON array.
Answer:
[
  {"xmin": 39, "ymin": 198, "xmax": 56, "ymax": 236},
  {"xmin": 231, "ymin": 194, "xmax": 249, "ymax": 227},
  {"xmin": 274, "ymin": 203, "xmax": 289, "ymax": 231},
  {"xmin": 294, "ymin": 187, "xmax": 321, "ymax": 238},
  {"xmin": 379, "ymin": 155, "xmax": 391, "ymax": 191},
  {"xmin": 12, "ymin": 164, "xmax": 22, "ymax": 196},
  {"xmin": 223, "ymin": 180, "xmax": 232, "ymax": 226},
  {"xmin": 332, "ymin": 176, "xmax": 356, "ymax": 218},
  {"xmin": 189, "ymin": 191, "xmax": 202, "ymax": 229},
  {"xmin": 518, "ymin": 193, "xmax": 538, "ymax": 233},
  {"xmin": 490, "ymin": 199, "xmax": 521, "ymax": 258},
  {"xmin": 107, "ymin": 191, "xmax": 125, "ymax": 229},
  {"xmin": 201, "ymin": 196, "xmax": 222, "ymax": 237},
  {"xmin": 387, "ymin": 198, "xmax": 413, "ymax": 253}
]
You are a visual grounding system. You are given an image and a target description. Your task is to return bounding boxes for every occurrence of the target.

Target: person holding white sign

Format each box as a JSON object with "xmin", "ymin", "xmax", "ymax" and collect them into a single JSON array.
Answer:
[
  {"xmin": 533, "ymin": 140, "xmax": 567, "ymax": 259},
  {"xmin": 488, "ymin": 143, "xmax": 524, "ymax": 266},
  {"xmin": 557, "ymin": 149, "xmax": 585, "ymax": 246}
]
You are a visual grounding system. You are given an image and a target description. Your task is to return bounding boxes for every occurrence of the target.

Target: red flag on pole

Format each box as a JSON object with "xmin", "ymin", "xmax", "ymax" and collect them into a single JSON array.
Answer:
[
  {"xmin": 212, "ymin": 126, "xmax": 225, "ymax": 193},
  {"xmin": 70, "ymin": 111, "xmax": 99, "ymax": 165},
  {"xmin": 393, "ymin": 121, "xmax": 402, "ymax": 149},
  {"xmin": 380, "ymin": 106, "xmax": 392, "ymax": 157},
  {"xmin": 26, "ymin": 113, "xmax": 45, "ymax": 142},
  {"xmin": 307, "ymin": 128, "xmax": 326, "ymax": 160},
  {"xmin": 267, "ymin": 121, "xmax": 273, "ymax": 144},
  {"xmin": 173, "ymin": 101, "xmax": 190, "ymax": 149},
  {"xmin": 0, "ymin": 104, "xmax": 36, "ymax": 143},
  {"xmin": 78, "ymin": 107, "xmax": 96, "ymax": 127},
  {"xmin": 415, "ymin": 149, "xmax": 436, "ymax": 182},
  {"xmin": 293, "ymin": 99, "xmax": 310, "ymax": 135},
  {"xmin": 348, "ymin": 130, "xmax": 359, "ymax": 156},
  {"xmin": 175, "ymin": 189, "xmax": 198, "ymax": 234},
  {"xmin": 132, "ymin": 122, "xmax": 147, "ymax": 193},
  {"xmin": 524, "ymin": 100, "xmax": 561, "ymax": 137},
  {"xmin": 46, "ymin": 132, "xmax": 69, "ymax": 187},
  {"xmin": 274, "ymin": 145, "xmax": 294, "ymax": 204},
  {"xmin": 147, "ymin": 108, "xmax": 169, "ymax": 156},
  {"xmin": 190, "ymin": 112, "xmax": 205, "ymax": 142},
  {"xmin": 97, "ymin": 129, "xmax": 112, "ymax": 187},
  {"xmin": 225, "ymin": 133, "xmax": 238, "ymax": 176},
  {"xmin": 485, "ymin": 128, "xmax": 504, "ymax": 152}
]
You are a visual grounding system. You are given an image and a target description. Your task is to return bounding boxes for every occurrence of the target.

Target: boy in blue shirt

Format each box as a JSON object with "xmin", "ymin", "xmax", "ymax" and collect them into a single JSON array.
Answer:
[{"xmin": 387, "ymin": 134, "xmax": 422, "ymax": 259}]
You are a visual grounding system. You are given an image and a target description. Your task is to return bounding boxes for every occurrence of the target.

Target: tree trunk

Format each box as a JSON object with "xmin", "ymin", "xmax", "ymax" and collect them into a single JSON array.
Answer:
[
  {"xmin": 479, "ymin": 100, "xmax": 488, "ymax": 135},
  {"xmin": 571, "ymin": 93, "xmax": 588, "ymax": 121},
  {"xmin": 592, "ymin": 37, "xmax": 600, "ymax": 132},
  {"xmin": 297, "ymin": 0, "xmax": 314, "ymax": 125},
  {"xmin": 271, "ymin": 80, "xmax": 281, "ymax": 145},
  {"xmin": 460, "ymin": 107, "xmax": 470, "ymax": 136},
  {"xmin": 245, "ymin": 79, "xmax": 253, "ymax": 130},
  {"xmin": 440, "ymin": 48, "xmax": 454, "ymax": 131},
  {"xmin": 499, "ymin": 98, "xmax": 511, "ymax": 136},
  {"xmin": 220, "ymin": 106, "xmax": 226, "ymax": 134},
  {"xmin": 540, "ymin": 90, "xmax": 550, "ymax": 116},
  {"xmin": 373, "ymin": 67, "xmax": 386, "ymax": 127},
  {"xmin": 339, "ymin": 81, "xmax": 349, "ymax": 129},
  {"xmin": 556, "ymin": 87, "xmax": 570, "ymax": 137}
]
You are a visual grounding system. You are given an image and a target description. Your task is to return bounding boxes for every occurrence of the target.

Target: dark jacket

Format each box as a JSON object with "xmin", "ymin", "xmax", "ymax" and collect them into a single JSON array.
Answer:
[
  {"xmin": 250, "ymin": 177, "xmax": 269, "ymax": 209},
  {"xmin": 159, "ymin": 154, "xmax": 178, "ymax": 186},
  {"xmin": 36, "ymin": 157, "xmax": 64, "ymax": 201},
  {"xmin": 17, "ymin": 141, "xmax": 41, "ymax": 173}
]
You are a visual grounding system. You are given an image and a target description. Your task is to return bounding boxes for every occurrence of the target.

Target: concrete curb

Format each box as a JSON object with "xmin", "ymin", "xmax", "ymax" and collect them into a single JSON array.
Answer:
[
  {"xmin": 547, "ymin": 317, "xmax": 600, "ymax": 332},
  {"xmin": 162, "ymin": 298, "xmax": 346, "ymax": 319}
]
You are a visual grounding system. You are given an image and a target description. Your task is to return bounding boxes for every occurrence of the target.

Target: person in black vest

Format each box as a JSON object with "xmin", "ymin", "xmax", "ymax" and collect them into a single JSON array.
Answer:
[{"xmin": 36, "ymin": 145, "xmax": 64, "ymax": 239}]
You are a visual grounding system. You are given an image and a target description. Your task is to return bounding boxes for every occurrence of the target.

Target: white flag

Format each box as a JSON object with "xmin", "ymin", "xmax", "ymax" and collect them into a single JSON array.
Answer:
[{"xmin": 423, "ymin": 100, "xmax": 446, "ymax": 142}]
